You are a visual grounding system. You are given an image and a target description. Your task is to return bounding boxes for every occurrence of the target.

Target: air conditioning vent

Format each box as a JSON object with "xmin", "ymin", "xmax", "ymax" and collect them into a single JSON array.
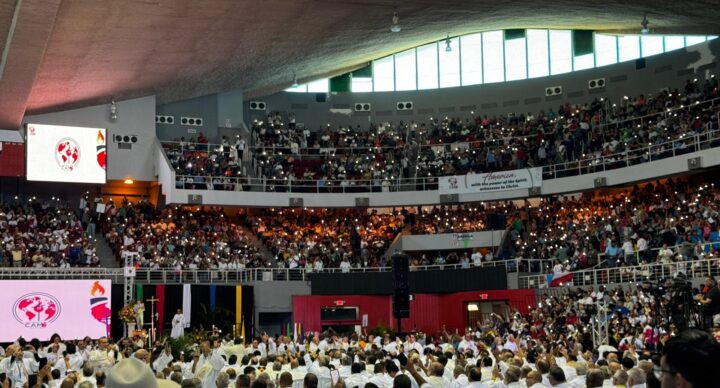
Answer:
[
  {"xmin": 588, "ymin": 78, "xmax": 606, "ymax": 89},
  {"xmin": 155, "ymin": 115, "xmax": 175, "ymax": 124},
  {"xmin": 180, "ymin": 117, "xmax": 204, "ymax": 126},
  {"xmin": 354, "ymin": 103, "xmax": 372, "ymax": 111},
  {"xmin": 249, "ymin": 101, "xmax": 267, "ymax": 111},
  {"xmin": 396, "ymin": 101, "xmax": 414, "ymax": 110},
  {"xmin": 545, "ymin": 85, "xmax": 563, "ymax": 96}
]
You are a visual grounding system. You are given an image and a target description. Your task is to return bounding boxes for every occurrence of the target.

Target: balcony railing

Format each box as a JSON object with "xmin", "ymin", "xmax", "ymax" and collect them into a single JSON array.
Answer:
[
  {"xmin": 172, "ymin": 127, "xmax": 720, "ymax": 193},
  {"xmin": 0, "ymin": 258, "xmax": 551, "ymax": 284},
  {"xmin": 164, "ymin": 94, "xmax": 720, "ymax": 194},
  {"xmin": 519, "ymin": 257, "xmax": 720, "ymax": 288}
]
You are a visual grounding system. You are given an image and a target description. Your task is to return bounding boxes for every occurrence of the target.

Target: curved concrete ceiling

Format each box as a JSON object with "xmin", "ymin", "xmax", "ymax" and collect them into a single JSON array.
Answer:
[{"xmin": 0, "ymin": 0, "xmax": 718, "ymax": 129}]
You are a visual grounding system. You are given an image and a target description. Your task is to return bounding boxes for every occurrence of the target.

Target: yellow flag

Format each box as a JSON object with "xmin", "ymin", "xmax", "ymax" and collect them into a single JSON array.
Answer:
[{"xmin": 235, "ymin": 286, "xmax": 242, "ymax": 338}]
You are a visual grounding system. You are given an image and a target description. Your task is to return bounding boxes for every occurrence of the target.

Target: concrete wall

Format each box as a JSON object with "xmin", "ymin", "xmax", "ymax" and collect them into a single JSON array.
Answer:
[
  {"xmin": 24, "ymin": 95, "xmax": 157, "ymax": 182},
  {"xmin": 245, "ymin": 39, "xmax": 719, "ymax": 130},
  {"xmin": 156, "ymin": 94, "xmax": 219, "ymax": 141},
  {"xmin": 248, "ymin": 281, "xmax": 311, "ymax": 333},
  {"xmin": 165, "ymin": 145, "xmax": 720, "ymax": 206},
  {"xmin": 156, "ymin": 90, "xmax": 245, "ymax": 142}
]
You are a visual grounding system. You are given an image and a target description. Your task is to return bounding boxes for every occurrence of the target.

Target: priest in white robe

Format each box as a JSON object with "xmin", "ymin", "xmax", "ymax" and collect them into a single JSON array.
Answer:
[{"xmin": 171, "ymin": 309, "xmax": 185, "ymax": 338}]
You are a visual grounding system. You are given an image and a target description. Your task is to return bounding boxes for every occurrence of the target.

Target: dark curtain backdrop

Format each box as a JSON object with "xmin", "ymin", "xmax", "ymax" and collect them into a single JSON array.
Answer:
[
  {"xmin": 110, "ymin": 284, "xmax": 254, "ymax": 340},
  {"xmin": 110, "ymin": 284, "xmax": 125, "ymax": 340}
]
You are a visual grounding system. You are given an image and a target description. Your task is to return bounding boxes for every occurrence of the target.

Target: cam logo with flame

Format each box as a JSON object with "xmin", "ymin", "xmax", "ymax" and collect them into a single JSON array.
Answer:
[
  {"xmin": 96, "ymin": 130, "xmax": 106, "ymax": 170},
  {"xmin": 90, "ymin": 281, "xmax": 111, "ymax": 332}
]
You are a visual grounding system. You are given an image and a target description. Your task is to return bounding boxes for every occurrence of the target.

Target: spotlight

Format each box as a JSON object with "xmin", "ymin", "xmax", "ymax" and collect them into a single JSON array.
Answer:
[
  {"xmin": 109, "ymin": 100, "xmax": 118, "ymax": 121},
  {"xmin": 390, "ymin": 9, "xmax": 401, "ymax": 33},
  {"xmin": 640, "ymin": 14, "xmax": 650, "ymax": 34},
  {"xmin": 445, "ymin": 34, "xmax": 452, "ymax": 52}
]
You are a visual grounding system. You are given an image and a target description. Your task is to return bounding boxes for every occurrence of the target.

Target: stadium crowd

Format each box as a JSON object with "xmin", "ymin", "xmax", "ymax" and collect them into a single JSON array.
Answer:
[
  {"xmin": 164, "ymin": 135, "xmax": 249, "ymax": 191},
  {"xmin": 2, "ymin": 279, "xmax": 719, "ymax": 388},
  {"xmin": 0, "ymin": 197, "xmax": 99, "ymax": 268},
  {"xmin": 158, "ymin": 79, "xmax": 720, "ymax": 193},
  {"xmin": 247, "ymin": 209, "xmax": 405, "ymax": 270},
  {"xmin": 401, "ymin": 176, "xmax": 720, "ymax": 273},
  {"xmin": 507, "ymin": 178, "xmax": 720, "ymax": 272},
  {"xmin": 414, "ymin": 79, "xmax": 720, "ymax": 179},
  {"xmin": 103, "ymin": 201, "xmax": 266, "ymax": 270}
]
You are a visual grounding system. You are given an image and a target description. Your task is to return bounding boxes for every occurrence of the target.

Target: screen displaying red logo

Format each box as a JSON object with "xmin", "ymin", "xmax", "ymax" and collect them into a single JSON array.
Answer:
[
  {"xmin": 89, "ymin": 281, "xmax": 110, "ymax": 334},
  {"xmin": 55, "ymin": 138, "xmax": 81, "ymax": 172},
  {"xmin": 13, "ymin": 293, "xmax": 62, "ymax": 328},
  {"xmin": 96, "ymin": 130, "xmax": 106, "ymax": 170}
]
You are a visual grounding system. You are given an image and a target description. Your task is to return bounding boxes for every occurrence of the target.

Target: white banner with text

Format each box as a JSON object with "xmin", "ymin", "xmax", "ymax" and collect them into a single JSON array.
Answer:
[{"xmin": 438, "ymin": 168, "xmax": 543, "ymax": 195}]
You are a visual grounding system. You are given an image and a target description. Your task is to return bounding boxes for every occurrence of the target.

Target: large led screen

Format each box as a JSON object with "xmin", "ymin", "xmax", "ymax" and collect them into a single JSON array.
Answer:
[
  {"xmin": 26, "ymin": 124, "xmax": 107, "ymax": 183},
  {"xmin": 0, "ymin": 280, "xmax": 111, "ymax": 342}
]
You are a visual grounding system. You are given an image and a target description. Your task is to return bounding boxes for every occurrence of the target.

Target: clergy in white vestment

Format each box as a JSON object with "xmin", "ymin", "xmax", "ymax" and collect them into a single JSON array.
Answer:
[{"xmin": 171, "ymin": 309, "xmax": 185, "ymax": 339}]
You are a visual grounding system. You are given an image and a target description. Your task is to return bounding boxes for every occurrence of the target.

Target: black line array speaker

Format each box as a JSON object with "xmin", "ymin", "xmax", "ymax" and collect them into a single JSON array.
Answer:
[
  {"xmin": 486, "ymin": 213, "xmax": 507, "ymax": 230},
  {"xmin": 392, "ymin": 253, "xmax": 410, "ymax": 318}
]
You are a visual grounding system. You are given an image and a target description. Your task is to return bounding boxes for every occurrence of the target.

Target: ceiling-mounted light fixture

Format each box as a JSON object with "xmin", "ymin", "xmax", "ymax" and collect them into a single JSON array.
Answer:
[
  {"xmin": 445, "ymin": 34, "xmax": 452, "ymax": 52},
  {"xmin": 390, "ymin": 8, "xmax": 401, "ymax": 33},
  {"xmin": 640, "ymin": 13, "xmax": 650, "ymax": 34},
  {"xmin": 292, "ymin": 72, "xmax": 299, "ymax": 88},
  {"xmin": 109, "ymin": 100, "xmax": 118, "ymax": 121}
]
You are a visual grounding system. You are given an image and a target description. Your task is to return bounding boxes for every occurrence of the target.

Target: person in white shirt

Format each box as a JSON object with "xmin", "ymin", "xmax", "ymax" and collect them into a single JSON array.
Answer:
[
  {"xmin": 339, "ymin": 258, "xmax": 352, "ymax": 273},
  {"xmin": 547, "ymin": 366, "xmax": 571, "ymax": 388},
  {"xmin": 171, "ymin": 309, "xmax": 185, "ymax": 339},
  {"xmin": 465, "ymin": 367, "xmax": 488, "ymax": 388},
  {"xmin": 471, "ymin": 251, "xmax": 482, "ymax": 267},
  {"xmin": 7, "ymin": 346, "xmax": 32, "ymax": 388},
  {"xmin": 503, "ymin": 335, "xmax": 518, "ymax": 354},
  {"xmin": 198, "ymin": 338, "xmax": 226, "ymax": 388},
  {"xmin": 383, "ymin": 338, "xmax": 398, "ymax": 354},
  {"xmin": 368, "ymin": 362, "xmax": 396, "ymax": 388},
  {"xmin": 77, "ymin": 365, "xmax": 98, "ymax": 387},
  {"xmin": 525, "ymin": 370, "xmax": 545, "ymax": 388},
  {"xmin": 344, "ymin": 363, "xmax": 369, "ymax": 388},
  {"xmin": 451, "ymin": 366, "xmax": 469, "ymax": 388},
  {"xmin": 568, "ymin": 362, "xmax": 588, "ymax": 388},
  {"xmin": 458, "ymin": 334, "xmax": 477, "ymax": 354},
  {"xmin": 153, "ymin": 345, "xmax": 174, "ymax": 373},
  {"xmin": 404, "ymin": 335, "xmax": 423, "ymax": 355},
  {"xmin": 54, "ymin": 343, "xmax": 85, "ymax": 377},
  {"xmin": 88, "ymin": 337, "xmax": 116, "ymax": 372},
  {"xmin": 304, "ymin": 353, "xmax": 332, "ymax": 386}
]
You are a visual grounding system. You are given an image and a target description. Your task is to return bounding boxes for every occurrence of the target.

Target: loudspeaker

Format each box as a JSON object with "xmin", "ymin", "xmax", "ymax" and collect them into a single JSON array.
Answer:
[
  {"xmin": 636, "ymin": 58, "xmax": 646, "ymax": 70},
  {"xmin": 687, "ymin": 157, "xmax": 702, "ymax": 170},
  {"xmin": 393, "ymin": 288, "xmax": 410, "ymax": 318},
  {"xmin": 392, "ymin": 253, "xmax": 410, "ymax": 318},
  {"xmin": 486, "ymin": 213, "xmax": 507, "ymax": 230},
  {"xmin": 315, "ymin": 93, "xmax": 327, "ymax": 103}
]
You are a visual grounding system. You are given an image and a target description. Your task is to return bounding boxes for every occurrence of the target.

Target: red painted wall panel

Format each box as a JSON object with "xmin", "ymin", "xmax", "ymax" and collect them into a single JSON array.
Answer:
[
  {"xmin": 0, "ymin": 142, "xmax": 24, "ymax": 177},
  {"xmin": 293, "ymin": 289, "xmax": 536, "ymax": 334},
  {"xmin": 292, "ymin": 295, "xmax": 392, "ymax": 333}
]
